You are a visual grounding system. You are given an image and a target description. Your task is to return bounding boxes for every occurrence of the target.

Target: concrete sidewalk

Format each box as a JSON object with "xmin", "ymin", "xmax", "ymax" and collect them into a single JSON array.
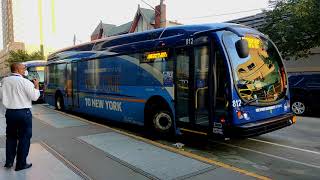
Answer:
[{"xmin": 0, "ymin": 104, "xmax": 260, "ymax": 180}]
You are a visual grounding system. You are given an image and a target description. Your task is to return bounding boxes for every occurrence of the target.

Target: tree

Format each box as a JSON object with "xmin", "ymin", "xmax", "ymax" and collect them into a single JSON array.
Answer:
[
  {"xmin": 7, "ymin": 50, "xmax": 45, "ymax": 65},
  {"xmin": 260, "ymin": 0, "xmax": 320, "ymax": 59}
]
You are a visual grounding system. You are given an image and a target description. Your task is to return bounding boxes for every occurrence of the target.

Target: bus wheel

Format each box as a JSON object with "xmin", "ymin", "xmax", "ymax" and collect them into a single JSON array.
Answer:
[
  {"xmin": 55, "ymin": 95, "xmax": 64, "ymax": 111},
  {"xmin": 152, "ymin": 110, "xmax": 173, "ymax": 135}
]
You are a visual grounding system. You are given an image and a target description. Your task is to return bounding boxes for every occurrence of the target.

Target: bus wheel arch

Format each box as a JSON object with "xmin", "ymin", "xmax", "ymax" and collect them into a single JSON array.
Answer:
[
  {"xmin": 144, "ymin": 96, "xmax": 174, "ymax": 135},
  {"xmin": 55, "ymin": 91, "xmax": 64, "ymax": 111}
]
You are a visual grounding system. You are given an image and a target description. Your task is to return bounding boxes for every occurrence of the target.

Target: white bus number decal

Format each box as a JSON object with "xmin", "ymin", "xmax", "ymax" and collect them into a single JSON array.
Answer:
[
  {"xmin": 232, "ymin": 100, "xmax": 241, "ymax": 108},
  {"xmin": 186, "ymin": 38, "xmax": 193, "ymax": 45}
]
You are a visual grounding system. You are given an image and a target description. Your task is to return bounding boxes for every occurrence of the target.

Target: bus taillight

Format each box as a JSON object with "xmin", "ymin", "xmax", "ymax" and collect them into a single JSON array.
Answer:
[{"xmin": 220, "ymin": 116, "xmax": 226, "ymax": 123}]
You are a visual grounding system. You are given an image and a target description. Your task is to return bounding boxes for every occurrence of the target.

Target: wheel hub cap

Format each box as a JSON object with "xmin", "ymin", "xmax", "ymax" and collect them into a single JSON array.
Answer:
[
  {"xmin": 155, "ymin": 113, "xmax": 172, "ymax": 131},
  {"xmin": 292, "ymin": 102, "xmax": 305, "ymax": 115}
]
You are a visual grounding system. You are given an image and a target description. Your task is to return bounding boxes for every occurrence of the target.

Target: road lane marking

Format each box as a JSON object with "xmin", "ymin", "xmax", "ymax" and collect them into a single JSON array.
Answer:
[
  {"xmin": 39, "ymin": 105, "xmax": 271, "ymax": 180},
  {"xmin": 249, "ymin": 138, "xmax": 320, "ymax": 155},
  {"xmin": 211, "ymin": 140, "xmax": 320, "ymax": 169}
]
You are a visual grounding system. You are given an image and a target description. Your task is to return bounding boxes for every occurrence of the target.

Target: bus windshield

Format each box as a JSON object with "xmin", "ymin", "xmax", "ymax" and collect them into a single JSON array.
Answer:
[
  {"xmin": 27, "ymin": 66, "xmax": 45, "ymax": 83},
  {"xmin": 223, "ymin": 32, "xmax": 286, "ymax": 104}
]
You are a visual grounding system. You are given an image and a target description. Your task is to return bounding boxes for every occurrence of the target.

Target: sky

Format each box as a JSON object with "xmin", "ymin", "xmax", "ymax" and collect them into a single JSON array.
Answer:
[{"xmin": 0, "ymin": 0, "xmax": 270, "ymax": 51}]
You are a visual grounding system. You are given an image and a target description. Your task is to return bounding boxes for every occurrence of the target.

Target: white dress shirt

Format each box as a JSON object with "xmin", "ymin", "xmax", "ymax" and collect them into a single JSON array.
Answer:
[{"xmin": 1, "ymin": 73, "xmax": 40, "ymax": 109}]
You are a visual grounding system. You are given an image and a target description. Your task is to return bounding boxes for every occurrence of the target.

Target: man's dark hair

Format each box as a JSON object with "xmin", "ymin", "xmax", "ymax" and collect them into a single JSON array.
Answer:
[{"xmin": 10, "ymin": 63, "xmax": 22, "ymax": 73}]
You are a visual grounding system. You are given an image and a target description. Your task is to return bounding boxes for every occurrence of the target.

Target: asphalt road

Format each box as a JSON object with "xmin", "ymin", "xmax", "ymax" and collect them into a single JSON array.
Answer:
[{"xmin": 159, "ymin": 116, "xmax": 320, "ymax": 180}]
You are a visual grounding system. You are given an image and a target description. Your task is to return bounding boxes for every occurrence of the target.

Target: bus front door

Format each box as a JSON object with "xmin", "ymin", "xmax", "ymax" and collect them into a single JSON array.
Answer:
[{"xmin": 175, "ymin": 44, "xmax": 211, "ymax": 135}]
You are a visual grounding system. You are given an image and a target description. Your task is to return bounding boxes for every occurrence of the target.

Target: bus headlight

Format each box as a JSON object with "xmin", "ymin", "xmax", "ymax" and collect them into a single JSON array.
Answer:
[
  {"xmin": 243, "ymin": 112, "xmax": 250, "ymax": 120},
  {"xmin": 237, "ymin": 111, "xmax": 250, "ymax": 120}
]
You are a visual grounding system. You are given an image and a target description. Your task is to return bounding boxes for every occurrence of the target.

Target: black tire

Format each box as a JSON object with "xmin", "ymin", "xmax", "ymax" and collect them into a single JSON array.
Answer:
[
  {"xmin": 152, "ymin": 110, "xmax": 173, "ymax": 135},
  {"xmin": 55, "ymin": 94, "xmax": 64, "ymax": 111},
  {"xmin": 291, "ymin": 101, "xmax": 306, "ymax": 115}
]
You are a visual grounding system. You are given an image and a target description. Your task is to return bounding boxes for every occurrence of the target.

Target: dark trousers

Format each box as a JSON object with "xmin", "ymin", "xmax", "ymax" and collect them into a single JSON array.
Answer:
[{"xmin": 5, "ymin": 108, "xmax": 32, "ymax": 166}]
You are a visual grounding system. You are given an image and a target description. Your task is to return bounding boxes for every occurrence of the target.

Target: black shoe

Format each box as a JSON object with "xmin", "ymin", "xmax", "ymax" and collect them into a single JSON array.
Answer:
[
  {"xmin": 4, "ymin": 163, "xmax": 13, "ymax": 168},
  {"xmin": 15, "ymin": 163, "xmax": 32, "ymax": 171}
]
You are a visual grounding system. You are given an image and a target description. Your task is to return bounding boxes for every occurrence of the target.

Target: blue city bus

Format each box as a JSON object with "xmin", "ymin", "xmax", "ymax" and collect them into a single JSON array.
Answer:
[
  {"xmin": 45, "ymin": 23, "xmax": 295, "ymax": 137},
  {"xmin": 22, "ymin": 60, "xmax": 46, "ymax": 102}
]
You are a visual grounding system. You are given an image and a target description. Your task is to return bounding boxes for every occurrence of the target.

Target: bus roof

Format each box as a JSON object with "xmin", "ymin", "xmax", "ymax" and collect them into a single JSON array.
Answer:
[
  {"xmin": 22, "ymin": 60, "xmax": 47, "ymax": 67},
  {"xmin": 48, "ymin": 23, "xmax": 259, "ymax": 61}
]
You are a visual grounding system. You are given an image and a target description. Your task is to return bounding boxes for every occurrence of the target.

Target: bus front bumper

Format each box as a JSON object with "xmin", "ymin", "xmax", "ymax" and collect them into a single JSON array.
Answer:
[{"xmin": 228, "ymin": 113, "xmax": 295, "ymax": 137}]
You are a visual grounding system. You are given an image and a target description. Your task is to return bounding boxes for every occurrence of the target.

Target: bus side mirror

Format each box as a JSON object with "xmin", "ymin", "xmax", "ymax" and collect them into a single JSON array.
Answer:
[{"xmin": 236, "ymin": 39, "xmax": 249, "ymax": 58}]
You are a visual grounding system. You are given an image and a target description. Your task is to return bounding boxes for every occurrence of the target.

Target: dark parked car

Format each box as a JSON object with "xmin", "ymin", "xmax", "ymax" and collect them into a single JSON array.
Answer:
[{"xmin": 288, "ymin": 73, "xmax": 320, "ymax": 115}]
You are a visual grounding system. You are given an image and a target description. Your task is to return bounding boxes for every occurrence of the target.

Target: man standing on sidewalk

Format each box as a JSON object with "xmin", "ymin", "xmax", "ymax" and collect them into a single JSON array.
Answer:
[{"xmin": 1, "ymin": 63, "xmax": 40, "ymax": 171}]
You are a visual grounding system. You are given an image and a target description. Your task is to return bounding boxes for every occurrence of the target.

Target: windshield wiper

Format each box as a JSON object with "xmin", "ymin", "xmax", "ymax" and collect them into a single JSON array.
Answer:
[{"xmin": 243, "ymin": 95, "xmax": 258, "ymax": 106}]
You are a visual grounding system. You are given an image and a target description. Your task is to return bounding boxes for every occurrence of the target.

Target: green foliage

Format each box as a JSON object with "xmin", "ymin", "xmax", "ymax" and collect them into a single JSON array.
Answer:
[
  {"xmin": 7, "ymin": 50, "xmax": 44, "ymax": 65},
  {"xmin": 260, "ymin": 0, "xmax": 320, "ymax": 59}
]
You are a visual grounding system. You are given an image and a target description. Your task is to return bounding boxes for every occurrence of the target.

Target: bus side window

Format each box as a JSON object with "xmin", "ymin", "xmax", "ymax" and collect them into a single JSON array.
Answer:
[
  {"xmin": 48, "ymin": 63, "xmax": 66, "ymax": 88},
  {"xmin": 48, "ymin": 64, "xmax": 56, "ymax": 85}
]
